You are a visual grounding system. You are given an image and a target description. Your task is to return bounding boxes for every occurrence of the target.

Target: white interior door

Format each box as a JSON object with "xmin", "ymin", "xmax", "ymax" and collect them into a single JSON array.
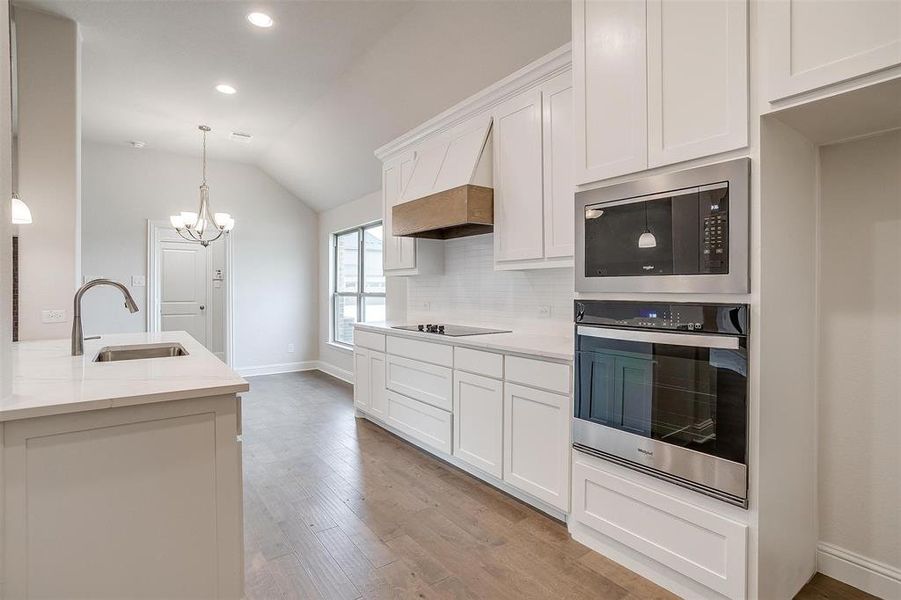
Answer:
[{"xmin": 160, "ymin": 241, "xmax": 208, "ymax": 346}]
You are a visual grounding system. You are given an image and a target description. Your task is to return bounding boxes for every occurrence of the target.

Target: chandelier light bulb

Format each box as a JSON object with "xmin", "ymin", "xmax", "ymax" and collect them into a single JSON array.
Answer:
[
  {"xmin": 11, "ymin": 195, "xmax": 32, "ymax": 224},
  {"xmin": 170, "ymin": 215, "xmax": 185, "ymax": 229}
]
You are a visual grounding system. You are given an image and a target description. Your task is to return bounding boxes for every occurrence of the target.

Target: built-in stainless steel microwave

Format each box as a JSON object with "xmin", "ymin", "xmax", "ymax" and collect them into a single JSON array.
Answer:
[{"xmin": 575, "ymin": 159, "xmax": 749, "ymax": 294}]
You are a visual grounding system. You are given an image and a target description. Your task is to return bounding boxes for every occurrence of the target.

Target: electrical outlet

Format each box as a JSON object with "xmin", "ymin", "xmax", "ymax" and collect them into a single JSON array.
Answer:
[
  {"xmin": 419, "ymin": 302, "xmax": 431, "ymax": 312},
  {"xmin": 537, "ymin": 305, "xmax": 551, "ymax": 319},
  {"xmin": 41, "ymin": 309, "xmax": 66, "ymax": 323},
  {"xmin": 132, "ymin": 275, "xmax": 146, "ymax": 287},
  {"xmin": 287, "ymin": 343, "xmax": 295, "ymax": 353}
]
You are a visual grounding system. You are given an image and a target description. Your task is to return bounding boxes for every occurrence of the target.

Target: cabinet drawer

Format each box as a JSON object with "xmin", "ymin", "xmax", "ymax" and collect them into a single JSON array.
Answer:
[
  {"xmin": 386, "ymin": 336, "xmax": 453, "ymax": 367},
  {"xmin": 572, "ymin": 453, "xmax": 747, "ymax": 599},
  {"xmin": 505, "ymin": 355, "xmax": 571, "ymax": 394},
  {"xmin": 386, "ymin": 391, "xmax": 452, "ymax": 455},
  {"xmin": 386, "ymin": 355, "xmax": 453, "ymax": 411},
  {"xmin": 454, "ymin": 347, "xmax": 503, "ymax": 379},
  {"xmin": 354, "ymin": 329, "xmax": 386, "ymax": 352}
]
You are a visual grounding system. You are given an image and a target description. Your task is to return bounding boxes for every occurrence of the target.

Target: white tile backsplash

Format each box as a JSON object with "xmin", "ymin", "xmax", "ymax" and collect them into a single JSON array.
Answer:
[{"xmin": 406, "ymin": 234, "xmax": 574, "ymax": 334}]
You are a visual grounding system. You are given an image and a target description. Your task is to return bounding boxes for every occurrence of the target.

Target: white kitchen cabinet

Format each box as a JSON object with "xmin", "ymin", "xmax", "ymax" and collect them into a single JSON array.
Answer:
[
  {"xmin": 382, "ymin": 152, "xmax": 443, "ymax": 276},
  {"xmin": 386, "ymin": 390, "xmax": 453, "ymax": 455},
  {"xmin": 368, "ymin": 351, "xmax": 387, "ymax": 420},
  {"xmin": 453, "ymin": 371, "xmax": 504, "ymax": 478},
  {"xmin": 3, "ymin": 394, "xmax": 244, "ymax": 599},
  {"xmin": 541, "ymin": 71, "xmax": 576, "ymax": 259},
  {"xmin": 573, "ymin": 0, "xmax": 648, "ymax": 184},
  {"xmin": 492, "ymin": 88, "xmax": 545, "ymax": 263},
  {"xmin": 764, "ymin": 0, "xmax": 901, "ymax": 102},
  {"xmin": 386, "ymin": 354, "xmax": 453, "ymax": 412},
  {"xmin": 503, "ymin": 382, "xmax": 570, "ymax": 510},
  {"xmin": 493, "ymin": 70, "xmax": 575, "ymax": 269},
  {"xmin": 354, "ymin": 347, "xmax": 387, "ymax": 418},
  {"xmin": 573, "ymin": 0, "xmax": 748, "ymax": 185},
  {"xmin": 572, "ymin": 451, "xmax": 748, "ymax": 600},
  {"xmin": 646, "ymin": 0, "xmax": 748, "ymax": 166},
  {"xmin": 353, "ymin": 347, "xmax": 371, "ymax": 412}
]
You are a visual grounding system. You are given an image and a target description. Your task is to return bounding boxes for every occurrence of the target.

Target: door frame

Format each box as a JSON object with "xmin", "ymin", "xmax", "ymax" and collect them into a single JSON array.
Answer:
[{"xmin": 146, "ymin": 220, "xmax": 234, "ymax": 366}]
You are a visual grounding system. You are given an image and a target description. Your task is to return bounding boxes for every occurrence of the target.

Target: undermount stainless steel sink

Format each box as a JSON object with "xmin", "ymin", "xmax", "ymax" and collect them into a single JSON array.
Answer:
[{"xmin": 93, "ymin": 342, "xmax": 189, "ymax": 362}]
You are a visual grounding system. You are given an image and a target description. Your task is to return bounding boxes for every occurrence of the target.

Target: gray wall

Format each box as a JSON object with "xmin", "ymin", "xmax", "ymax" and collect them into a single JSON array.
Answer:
[
  {"xmin": 817, "ymin": 129, "xmax": 901, "ymax": 571},
  {"xmin": 81, "ymin": 141, "xmax": 319, "ymax": 372}
]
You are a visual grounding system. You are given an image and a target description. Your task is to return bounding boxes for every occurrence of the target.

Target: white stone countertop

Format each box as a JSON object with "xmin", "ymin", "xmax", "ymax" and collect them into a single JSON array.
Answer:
[
  {"xmin": 354, "ymin": 322, "xmax": 574, "ymax": 362},
  {"xmin": 3, "ymin": 331, "xmax": 249, "ymax": 422}
]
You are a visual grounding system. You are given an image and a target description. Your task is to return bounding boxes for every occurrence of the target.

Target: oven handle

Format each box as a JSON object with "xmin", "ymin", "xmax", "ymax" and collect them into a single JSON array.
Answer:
[{"xmin": 577, "ymin": 325, "xmax": 740, "ymax": 350}]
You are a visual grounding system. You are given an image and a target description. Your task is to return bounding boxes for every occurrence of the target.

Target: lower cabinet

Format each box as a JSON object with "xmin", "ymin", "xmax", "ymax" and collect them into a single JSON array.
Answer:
[
  {"xmin": 572, "ymin": 451, "xmax": 748, "ymax": 600},
  {"xmin": 386, "ymin": 390, "xmax": 452, "ymax": 454},
  {"xmin": 453, "ymin": 371, "xmax": 504, "ymax": 478},
  {"xmin": 353, "ymin": 347, "xmax": 370, "ymax": 412},
  {"xmin": 503, "ymin": 382, "xmax": 571, "ymax": 511},
  {"xmin": 353, "ymin": 348, "xmax": 387, "ymax": 419}
]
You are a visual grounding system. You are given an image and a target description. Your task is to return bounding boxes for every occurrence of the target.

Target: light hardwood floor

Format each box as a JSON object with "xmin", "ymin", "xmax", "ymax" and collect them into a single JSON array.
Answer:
[{"xmin": 241, "ymin": 371, "xmax": 873, "ymax": 600}]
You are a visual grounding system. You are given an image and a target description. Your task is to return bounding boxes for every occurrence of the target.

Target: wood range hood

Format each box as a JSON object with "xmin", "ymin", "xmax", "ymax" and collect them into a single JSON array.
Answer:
[{"xmin": 392, "ymin": 116, "xmax": 494, "ymax": 240}]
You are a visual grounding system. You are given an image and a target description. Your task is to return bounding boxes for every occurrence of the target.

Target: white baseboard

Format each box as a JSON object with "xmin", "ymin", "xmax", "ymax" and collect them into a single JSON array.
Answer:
[
  {"xmin": 315, "ymin": 361, "xmax": 354, "ymax": 384},
  {"xmin": 818, "ymin": 542, "xmax": 901, "ymax": 599},
  {"xmin": 236, "ymin": 361, "xmax": 318, "ymax": 377}
]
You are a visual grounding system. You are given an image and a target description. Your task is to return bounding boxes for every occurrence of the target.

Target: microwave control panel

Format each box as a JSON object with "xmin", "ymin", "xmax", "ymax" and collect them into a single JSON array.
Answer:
[{"xmin": 700, "ymin": 187, "xmax": 729, "ymax": 274}]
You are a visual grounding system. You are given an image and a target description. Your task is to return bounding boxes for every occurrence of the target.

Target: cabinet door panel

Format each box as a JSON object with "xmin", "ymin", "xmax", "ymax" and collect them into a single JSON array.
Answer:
[
  {"xmin": 353, "ymin": 348, "xmax": 370, "ymax": 412},
  {"xmin": 503, "ymin": 383, "xmax": 570, "ymax": 510},
  {"xmin": 454, "ymin": 372, "xmax": 504, "ymax": 478},
  {"xmin": 573, "ymin": 0, "xmax": 648, "ymax": 184},
  {"xmin": 493, "ymin": 88, "xmax": 544, "ymax": 262},
  {"xmin": 647, "ymin": 0, "xmax": 748, "ymax": 166},
  {"xmin": 368, "ymin": 351, "xmax": 387, "ymax": 420},
  {"xmin": 765, "ymin": 0, "xmax": 901, "ymax": 101},
  {"xmin": 542, "ymin": 71, "xmax": 575, "ymax": 259},
  {"xmin": 383, "ymin": 154, "xmax": 416, "ymax": 272}
]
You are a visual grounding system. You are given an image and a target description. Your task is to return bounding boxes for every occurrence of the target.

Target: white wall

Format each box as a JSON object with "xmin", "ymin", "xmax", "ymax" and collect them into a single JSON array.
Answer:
[
  {"xmin": 15, "ymin": 8, "xmax": 81, "ymax": 341},
  {"xmin": 817, "ymin": 130, "xmax": 901, "ymax": 580},
  {"xmin": 317, "ymin": 190, "xmax": 406, "ymax": 380},
  {"xmin": 81, "ymin": 141, "xmax": 319, "ymax": 372}
]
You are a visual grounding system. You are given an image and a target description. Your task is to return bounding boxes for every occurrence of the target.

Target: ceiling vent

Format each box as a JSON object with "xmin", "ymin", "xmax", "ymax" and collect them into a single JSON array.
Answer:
[{"xmin": 229, "ymin": 132, "xmax": 253, "ymax": 143}]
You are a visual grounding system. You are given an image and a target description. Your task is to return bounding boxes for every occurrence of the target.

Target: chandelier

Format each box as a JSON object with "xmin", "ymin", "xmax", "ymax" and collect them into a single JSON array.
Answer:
[{"xmin": 169, "ymin": 125, "xmax": 234, "ymax": 246}]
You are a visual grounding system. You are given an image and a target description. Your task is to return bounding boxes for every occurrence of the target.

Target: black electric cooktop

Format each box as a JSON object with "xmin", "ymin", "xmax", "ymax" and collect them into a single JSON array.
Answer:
[{"xmin": 391, "ymin": 324, "xmax": 511, "ymax": 337}]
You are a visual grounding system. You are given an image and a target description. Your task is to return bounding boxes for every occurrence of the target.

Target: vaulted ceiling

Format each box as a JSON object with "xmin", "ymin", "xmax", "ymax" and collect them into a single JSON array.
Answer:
[{"xmin": 16, "ymin": 0, "xmax": 571, "ymax": 211}]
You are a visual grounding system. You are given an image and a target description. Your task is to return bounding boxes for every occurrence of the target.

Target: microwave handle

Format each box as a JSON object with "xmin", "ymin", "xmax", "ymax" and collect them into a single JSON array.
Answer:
[{"xmin": 577, "ymin": 325, "xmax": 740, "ymax": 350}]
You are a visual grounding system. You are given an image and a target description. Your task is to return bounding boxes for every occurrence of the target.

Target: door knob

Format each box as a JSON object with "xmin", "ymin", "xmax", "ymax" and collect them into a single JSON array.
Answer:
[{"xmin": 200, "ymin": 305, "xmax": 206, "ymax": 310}]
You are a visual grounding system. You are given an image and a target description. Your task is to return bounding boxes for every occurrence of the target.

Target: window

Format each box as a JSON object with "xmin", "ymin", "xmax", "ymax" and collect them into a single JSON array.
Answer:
[{"xmin": 332, "ymin": 222, "xmax": 384, "ymax": 346}]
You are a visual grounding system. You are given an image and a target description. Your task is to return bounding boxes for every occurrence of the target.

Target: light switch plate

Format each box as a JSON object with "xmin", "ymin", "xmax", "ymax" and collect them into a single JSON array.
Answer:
[
  {"xmin": 41, "ymin": 309, "xmax": 65, "ymax": 323},
  {"xmin": 537, "ymin": 305, "xmax": 551, "ymax": 318},
  {"xmin": 132, "ymin": 275, "xmax": 146, "ymax": 287}
]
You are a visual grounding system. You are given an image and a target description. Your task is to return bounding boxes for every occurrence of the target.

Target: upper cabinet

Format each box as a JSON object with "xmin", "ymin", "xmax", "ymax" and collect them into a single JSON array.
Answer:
[
  {"xmin": 763, "ymin": 0, "xmax": 901, "ymax": 102},
  {"xmin": 646, "ymin": 0, "xmax": 748, "ymax": 167},
  {"xmin": 573, "ymin": 0, "xmax": 648, "ymax": 184},
  {"xmin": 493, "ymin": 70, "xmax": 575, "ymax": 270},
  {"xmin": 382, "ymin": 152, "xmax": 443, "ymax": 276},
  {"xmin": 573, "ymin": 0, "xmax": 748, "ymax": 185}
]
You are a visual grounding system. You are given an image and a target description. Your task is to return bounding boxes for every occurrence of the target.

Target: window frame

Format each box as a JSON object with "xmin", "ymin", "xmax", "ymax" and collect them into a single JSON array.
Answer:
[{"xmin": 331, "ymin": 220, "xmax": 385, "ymax": 348}]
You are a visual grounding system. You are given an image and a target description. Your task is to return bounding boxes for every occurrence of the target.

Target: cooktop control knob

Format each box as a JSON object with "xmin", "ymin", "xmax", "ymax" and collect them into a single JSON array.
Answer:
[
  {"xmin": 438, "ymin": 325, "xmax": 445, "ymax": 334},
  {"xmin": 417, "ymin": 324, "xmax": 424, "ymax": 331}
]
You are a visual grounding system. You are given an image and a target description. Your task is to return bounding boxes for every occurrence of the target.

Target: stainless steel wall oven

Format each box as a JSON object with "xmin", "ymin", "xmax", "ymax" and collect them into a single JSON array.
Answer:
[
  {"xmin": 573, "ymin": 300, "xmax": 749, "ymax": 507},
  {"xmin": 575, "ymin": 158, "xmax": 749, "ymax": 294}
]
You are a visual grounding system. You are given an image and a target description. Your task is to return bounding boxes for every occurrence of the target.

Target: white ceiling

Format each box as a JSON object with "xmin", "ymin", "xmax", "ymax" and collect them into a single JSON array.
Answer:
[{"xmin": 16, "ymin": 0, "xmax": 571, "ymax": 211}]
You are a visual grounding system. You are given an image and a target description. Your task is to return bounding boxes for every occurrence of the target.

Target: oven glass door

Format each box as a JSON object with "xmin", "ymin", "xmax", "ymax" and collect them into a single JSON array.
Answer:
[
  {"xmin": 583, "ymin": 184, "xmax": 729, "ymax": 278},
  {"xmin": 575, "ymin": 327, "xmax": 747, "ymax": 465}
]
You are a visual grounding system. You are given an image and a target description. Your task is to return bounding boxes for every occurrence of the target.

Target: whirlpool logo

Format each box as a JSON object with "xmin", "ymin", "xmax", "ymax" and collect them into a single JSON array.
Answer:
[{"xmin": 637, "ymin": 448, "xmax": 654, "ymax": 457}]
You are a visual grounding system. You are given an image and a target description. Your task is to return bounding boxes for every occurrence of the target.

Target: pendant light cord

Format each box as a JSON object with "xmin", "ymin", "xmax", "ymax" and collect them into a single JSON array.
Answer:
[{"xmin": 201, "ymin": 128, "xmax": 207, "ymax": 185}]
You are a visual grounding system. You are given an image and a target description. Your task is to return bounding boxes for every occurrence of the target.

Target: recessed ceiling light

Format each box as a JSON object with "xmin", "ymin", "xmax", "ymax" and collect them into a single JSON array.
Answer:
[
  {"xmin": 229, "ymin": 132, "xmax": 253, "ymax": 143},
  {"xmin": 247, "ymin": 12, "xmax": 273, "ymax": 28},
  {"xmin": 215, "ymin": 84, "xmax": 237, "ymax": 95},
  {"xmin": 128, "ymin": 140, "xmax": 146, "ymax": 149}
]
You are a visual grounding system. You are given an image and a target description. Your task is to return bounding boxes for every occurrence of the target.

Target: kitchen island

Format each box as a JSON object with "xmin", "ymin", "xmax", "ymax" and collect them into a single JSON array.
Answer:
[{"xmin": 3, "ymin": 331, "xmax": 247, "ymax": 599}]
